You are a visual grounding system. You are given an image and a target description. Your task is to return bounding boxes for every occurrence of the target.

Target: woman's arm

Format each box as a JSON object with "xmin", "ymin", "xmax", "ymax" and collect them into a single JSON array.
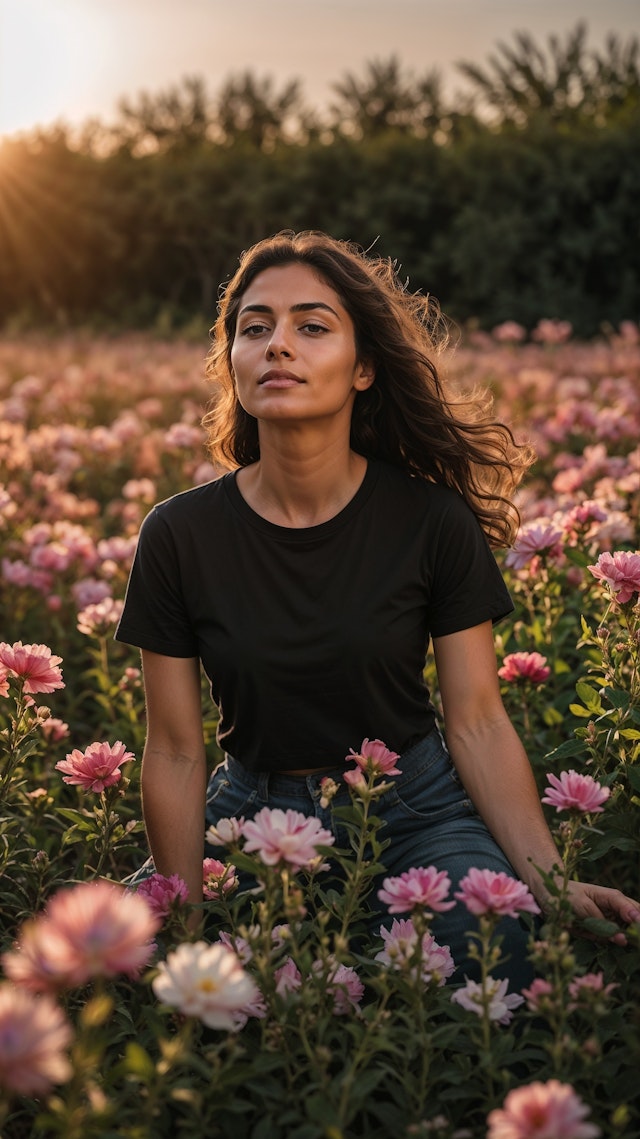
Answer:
[
  {"xmin": 139, "ymin": 649, "xmax": 208, "ymax": 905},
  {"xmin": 433, "ymin": 622, "xmax": 640, "ymax": 934}
]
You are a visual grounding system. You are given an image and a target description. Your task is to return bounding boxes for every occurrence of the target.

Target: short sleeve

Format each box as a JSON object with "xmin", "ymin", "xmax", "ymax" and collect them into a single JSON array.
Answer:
[
  {"xmin": 426, "ymin": 496, "xmax": 514, "ymax": 638},
  {"xmin": 114, "ymin": 507, "xmax": 199, "ymax": 657}
]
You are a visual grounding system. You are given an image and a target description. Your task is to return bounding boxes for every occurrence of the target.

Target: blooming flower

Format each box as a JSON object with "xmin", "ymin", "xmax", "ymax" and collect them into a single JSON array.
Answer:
[
  {"xmin": 0, "ymin": 641, "xmax": 64, "ymax": 694},
  {"xmin": 375, "ymin": 918, "xmax": 455, "ymax": 984},
  {"xmin": 521, "ymin": 977, "xmax": 555, "ymax": 1012},
  {"xmin": 541, "ymin": 770, "xmax": 610, "ymax": 814},
  {"xmin": 454, "ymin": 868, "xmax": 540, "ymax": 920},
  {"xmin": 504, "ymin": 523, "xmax": 564, "ymax": 571},
  {"xmin": 205, "ymin": 816, "xmax": 244, "ymax": 847},
  {"xmin": 275, "ymin": 957, "xmax": 303, "ymax": 996},
  {"xmin": 202, "ymin": 857, "xmax": 238, "ymax": 899},
  {"xmin": 135, "ymin": 873, "xmax": 189, "ymax": 919},
  {"xmin": 152, "ymin": 941, "xmax": 260, "ymax": 1031},
  {"xmin": 0, "ymin": 983, "xmax": 73, "ymax": 1096},
  {"xmin": 345, "ymin": 737, "xmax": 401, "ymax": 779},
  {"xmin": 0, "ymin": 666, "xmax": 9, "ymax": 699},
  {"xmin": 313, "ymin": 958, "xmax": 365, "ymax": 1015},
  {"xmin": 77, "ymin": 597, "xmax": 124, "ymax": 636},
  {"xmin": 377, "ymin": 866, "xmax": 455, "ymax": 915},
  {"xmin": 242, "ymin": 807, "xmax": 334, "ymax": 870},
  {"xmin": 451, "ymin": 976, "xmax": 524, "ymax": 1025},
  {"xmin": 39, "ymin": 716, "xmax": 69, "ymax": 741},
  {"xmin": 486, "ymin": 1079, "xmax": 601, "ymax": 1138},
  {"xmin": 2, "ymin": 881, "xmax": 160, "ymax": 991},
  {"xmin": 55, "ymin": 740, "xmax": 135, "ymax": 793},
  {"xmin": 498, "ymin": 652, "xmax": 551, "ymax": 685},
  {"xmin": 587, "ymin": 550, "xmax": 640, "ymax": 605},
  {"xmin": 568, "ymin": 972, "xmax": 618, "ymax": 1005}
]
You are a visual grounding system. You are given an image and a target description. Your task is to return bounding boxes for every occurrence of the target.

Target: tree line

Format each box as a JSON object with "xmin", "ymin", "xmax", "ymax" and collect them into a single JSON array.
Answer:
[{"xmin": 1, "ymin": 23, "xmax": 638, "ymax": 336}]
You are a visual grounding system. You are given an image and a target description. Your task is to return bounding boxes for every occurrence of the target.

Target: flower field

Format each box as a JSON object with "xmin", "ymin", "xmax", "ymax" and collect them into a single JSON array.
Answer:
[{"xmin": 0, "ymin": 325, "xmax": 639, "ymax": 1138}]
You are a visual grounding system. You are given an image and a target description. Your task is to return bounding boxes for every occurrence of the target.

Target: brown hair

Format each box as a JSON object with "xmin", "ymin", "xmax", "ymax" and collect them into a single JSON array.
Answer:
[{"xmin": 203, "ymin": 230, "xmax": 534, "ymax": 547}]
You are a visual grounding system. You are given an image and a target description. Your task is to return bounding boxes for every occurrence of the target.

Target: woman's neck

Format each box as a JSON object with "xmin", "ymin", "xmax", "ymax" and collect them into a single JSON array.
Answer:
[{"xmin": 235, "ymin": 436, "xmax": 368, "ymax": 528}]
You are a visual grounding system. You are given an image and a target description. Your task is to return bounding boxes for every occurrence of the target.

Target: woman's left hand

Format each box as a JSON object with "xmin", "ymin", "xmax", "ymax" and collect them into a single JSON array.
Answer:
[{"xmin": 565, "ymin": 880, "xmax": 640, "ymax": 945}]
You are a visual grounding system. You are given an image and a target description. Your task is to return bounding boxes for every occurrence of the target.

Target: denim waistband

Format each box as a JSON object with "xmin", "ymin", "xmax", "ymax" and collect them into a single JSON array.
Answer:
[{"xmin": 222, "ymin": 727, "xmax": 449, "ymax": 800}]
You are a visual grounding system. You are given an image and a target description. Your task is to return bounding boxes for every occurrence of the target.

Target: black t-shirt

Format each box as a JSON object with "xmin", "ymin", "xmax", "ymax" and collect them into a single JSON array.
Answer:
[{"xmin": 115, "ymin": 460, "xmax": 513, "ymax": 771}]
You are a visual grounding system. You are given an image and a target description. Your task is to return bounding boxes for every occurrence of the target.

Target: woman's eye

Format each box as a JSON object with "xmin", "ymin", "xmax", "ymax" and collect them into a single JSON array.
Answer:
[
  {"xmin": 302, "ymin": 322, "xmax": 328, "ymax": 334},
  {"xmin": 240, "ymin": 322, "xmax": 269, "ymax": 336}
]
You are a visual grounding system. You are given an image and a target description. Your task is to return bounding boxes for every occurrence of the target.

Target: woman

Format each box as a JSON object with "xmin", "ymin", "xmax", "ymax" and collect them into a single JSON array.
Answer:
[{"xmin": 116, "ymin": 230, "xmax": 639, "ymax": 985}]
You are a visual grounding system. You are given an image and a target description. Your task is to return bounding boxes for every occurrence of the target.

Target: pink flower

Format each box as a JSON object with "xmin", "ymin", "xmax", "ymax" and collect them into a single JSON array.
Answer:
[
  {"xmin": 568, "ymin": 972, "xmax": 617, "ymax": 1004},
  {"xmin": 451, "ymin": 976, "xmax": 524, "ymax": 1025},
  {"xmin": 152, "ymin": 941, "xmax": 260, "ymax": 1031},
  {"xmin": 504, "ymin": 523, "xmax": 564, "ymax": 570},
  {"xmin": 202, "ymin": 858, "xmax": 238, "ymax": 899},
  {"xmin": 493, "ymin": 321, "xmax": 527, "ymax": 343},
  {"xmin": 135, "ymin": 874, "xmax": 189, "ymax": 919},
  {"xmin": 205, "ymin": 816, "xmax": 244, "ymax": 846},
  {"xmin": 345, "ymin": 737, "xmax": 401, "ymax": 779},
  {"xmin": 2, "ymin": 881, "xmax": 160, "ymax": 991},
  {"xmin": 0, "ymin": 666, "xmax": 9, "ymax": 699},
  {"xmin": 217, "ymin": 930, "xmax": 253, "ymax": 964},
  {"xmin": 454, "ymin": 868, "xmax": 540, "ymax": 919},
  {"xmin": 532, "ymin": 318, "xmax": 573, "ymax": 344},
  {"xmin": 77, "ymin": 597, "xmax": 124, "ymax": 636},
  {"xmin": 242, "ymin": 807, "xmax": 334, "ymax": 870},
  {"xmin": 55, "ymin": 740, "xmax": 135, "ymax": 793},
  {"xmin": 375, "ymin": 918, "xmax": 455, "ymax": 984},
  {"xmin": 313, "ymin": 958, "xmax": 364, "ymax": 1015},
  {"xmin": 541, "ymin": 770, "xmax": 610, "ymax": 814},
  {"xmin": 0, "ymin": 983, "xmax": 73, "ymax": 1096},
  {"xmin": 486, "ymin": 1079, "xmax": 600, "ymax": 1138},
  {"xmin": 377, "ymin": 866, "xmax": 455, "ymax": 915},
  {"xmin": 0, "ymin": 642, "xmax": 64, "ymax": 694},
  {"xmin": 275, "ymin": 958, "xmax": 303, "ymax": 996},
  {"xmin": 587, "ymin": 550, "xmax": 640, "ymax": 604},
  {"xmin": 39, "ymin": 716, "xmax": 69, "ymax": 741},
  {"xmin": 521, "ymin": 977, "xmax": 555, "ymax": 1012},
  {"xmin": 498, "ymin": 652, "xmax": 551, "ymax": 685}
]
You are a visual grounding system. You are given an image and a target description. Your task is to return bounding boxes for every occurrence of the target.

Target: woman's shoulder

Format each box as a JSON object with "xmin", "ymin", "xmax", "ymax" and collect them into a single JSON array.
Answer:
[{"xmin": 376, "ymin": 461, "xmax": 470, "ymax": 514}]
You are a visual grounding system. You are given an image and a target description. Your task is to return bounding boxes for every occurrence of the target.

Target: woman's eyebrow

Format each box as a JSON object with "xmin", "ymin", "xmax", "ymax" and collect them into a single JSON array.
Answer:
[{"xmin": 238, "ymin": 301, "xmax": 340, "ymax": 318}]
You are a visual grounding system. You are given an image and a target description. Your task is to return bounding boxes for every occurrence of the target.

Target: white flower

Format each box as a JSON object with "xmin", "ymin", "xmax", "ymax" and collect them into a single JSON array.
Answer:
[
  {"xmin": 450, "ymin": 976, "xmax": 524, "ymax": 1025},
  {"xmin": 152, "ymin": 941, "xmax": 260, "ymax": 1031}
]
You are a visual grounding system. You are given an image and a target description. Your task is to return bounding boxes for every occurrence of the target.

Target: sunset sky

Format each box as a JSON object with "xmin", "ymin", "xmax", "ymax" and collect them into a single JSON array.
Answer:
[{"xmin": 1, "ymin": 0, "xmax": 638, "ymax": 137}]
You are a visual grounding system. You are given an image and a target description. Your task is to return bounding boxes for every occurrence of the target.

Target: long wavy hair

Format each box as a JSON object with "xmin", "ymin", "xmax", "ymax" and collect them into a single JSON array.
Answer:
[{"xmin": 203, "ymin": 230, "xmax": 534, "ymax": 547}]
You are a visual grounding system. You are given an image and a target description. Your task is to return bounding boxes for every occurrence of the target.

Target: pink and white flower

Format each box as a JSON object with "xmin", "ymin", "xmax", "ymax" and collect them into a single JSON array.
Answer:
[
  {"xmin": 313, "ymin": 958, "xmax": 365, "ymax": 1015},
  {"xmin": 55, "ymin": 740, "xmax": 135, "ymax": 793},
  {"xmin": 454, "ymin": 868, "xmax": 540, "ymax": 919},
  {"xmin": 242, "ymin": 807, "xmax": 334, "ymax": 870},
  {"xmin": 498, "ymin": 652, "xmax": 551, "ymax": 685},
  {"xmin": 486, "ymin": 1079, "xmax": 601, "ymax": 1138},
  {"xmin": 587, "ymin": 550, "xmax": 640, "ymax": 605},
  {"xmin": 541, "ymin": 770, "xmax": 610, "ymax": 814},
  {"xmin": 275, "ymin": 957, "xmax": 303, "ymax": 996},
  {"xmin": 505, "ymin": 523, "xmax": 564, "ymax": 571},
  {"xmin": 375, "ymin": 918, "xmax": 455, "ymax": 984},
  {"xmin": 0, "ymin": 983, "xmax": 73, "ymax": 1096},
  {"xmin": 521, "ymin": 977, "xmax": 555, "ymax": 1012},
  {"xmin": 0, "ymin": 641, "xmax": 64, "ymax": 694},
  {"xmin": 2, "ymin": 881, "xmax": 160, "ymax": 991},
  {"xmin": 377, "ymin": 866, "xmax": 455, "ymax": 915},
  {"xmin": 152, "ymin": 940, "xmax": 260, "ymax": 1031},
  {"xmin": 202, "ymin": 857, "xmax": 238, "ymax": 899},
  {"xmin": 205, "ymin": 816, "xmax": 244, "ymax": 847},
  {"xmin": 451, "ymin": 976, "xmax": 524, "ymax": 1025}
]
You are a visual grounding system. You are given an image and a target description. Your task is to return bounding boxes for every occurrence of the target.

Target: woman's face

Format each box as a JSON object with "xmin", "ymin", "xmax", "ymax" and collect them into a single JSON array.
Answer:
[{"xmin": 230, "ymin": 262, "xmax": 374, "ymax": 428}]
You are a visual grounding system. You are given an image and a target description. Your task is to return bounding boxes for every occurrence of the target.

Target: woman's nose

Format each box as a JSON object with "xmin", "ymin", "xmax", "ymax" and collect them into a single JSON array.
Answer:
[{"xmin": 266, "ymin": 324, "xmax": 293, "ymax": 359}]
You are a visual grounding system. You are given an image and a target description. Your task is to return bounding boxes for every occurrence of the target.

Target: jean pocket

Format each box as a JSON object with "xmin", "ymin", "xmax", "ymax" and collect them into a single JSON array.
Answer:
[
  {"xmin": 382, "ymin": 760, "xmax": 477, "ymax": 824},
  {"xmin": 205, "ymin": 770, "xmax": 259, "ymax": 826}
]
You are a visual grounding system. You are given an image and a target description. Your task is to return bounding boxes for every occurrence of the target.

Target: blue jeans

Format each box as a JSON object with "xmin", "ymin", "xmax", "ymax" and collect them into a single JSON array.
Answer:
[{"xmin": 204, "ymin": 729, "xmax": 535, "ymax": 989}]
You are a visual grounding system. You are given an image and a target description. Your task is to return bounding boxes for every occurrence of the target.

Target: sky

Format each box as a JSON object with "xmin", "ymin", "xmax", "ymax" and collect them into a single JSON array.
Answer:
[{"xmin": 0, "ymin": 0, "xmax": 638, "ymax": 137}]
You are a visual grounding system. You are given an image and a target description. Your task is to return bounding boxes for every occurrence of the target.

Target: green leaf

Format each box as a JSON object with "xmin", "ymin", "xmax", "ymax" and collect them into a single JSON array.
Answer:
[{"xmin": 575, "ymin": 681, "xmax": 604, "ymax": 713}]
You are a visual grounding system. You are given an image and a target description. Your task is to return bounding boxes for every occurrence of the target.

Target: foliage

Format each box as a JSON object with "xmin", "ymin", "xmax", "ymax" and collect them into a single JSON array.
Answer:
[
  {"xmin": 0, "ymin": 330, "xmax": 638, "ymax": 1135},
  {"xmin": 0, "ymin": 24, "xmax": 639, "ymax": 336}
]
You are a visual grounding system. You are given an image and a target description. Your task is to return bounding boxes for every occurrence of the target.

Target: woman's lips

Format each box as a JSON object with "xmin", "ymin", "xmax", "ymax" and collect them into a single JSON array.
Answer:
[{"xmin": 259, "ymin": 370, "xmax": 304, "ymax": 388}]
